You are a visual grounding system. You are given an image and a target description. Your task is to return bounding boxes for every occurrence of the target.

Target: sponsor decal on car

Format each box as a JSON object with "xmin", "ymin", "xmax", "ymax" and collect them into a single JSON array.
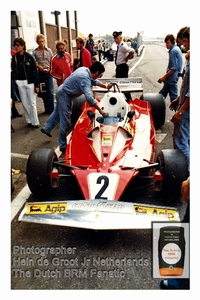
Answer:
[
  {"xmin": 124, "ymin": 124, "xmax": 134, "ymax": 136},
  {"xmin": 102, "ymin": 135, "xmax": 112, "ymax": 146},
  {"xmin": 133, "ymin": 205, "xmax": 177, "ymax": 220},
  {"xmin": 100, "ymin": 126, "xmax": 117, "ymax": 133},
  {"xmin": 25, "ymin": 203, "xmax": 67, "ymax": 215},
  {"xmin": 71, "ymin": 202, "xmax": 125, "ymax": 212}
]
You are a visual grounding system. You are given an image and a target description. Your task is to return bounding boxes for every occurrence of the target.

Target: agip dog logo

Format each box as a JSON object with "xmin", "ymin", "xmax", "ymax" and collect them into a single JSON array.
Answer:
[
  {"xmin": 26, "ymin": 203, "xmax": 67, "ymax": 215},
  {"xmin": 133, "ymin": 205, "xmax": 177, "ymax": 220}
]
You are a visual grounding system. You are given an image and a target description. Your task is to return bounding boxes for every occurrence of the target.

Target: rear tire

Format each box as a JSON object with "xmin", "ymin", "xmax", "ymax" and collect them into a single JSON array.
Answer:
[
  {"xmin": 156, "ymin": 149, "xmax": 188, "ymax": 203},
  {"xmin": 140, "ymin": 93, "xmax": 166, "ymax": 129},
  {"xmin": 26, "ymin": 148, "xmax": 58, "ymax": 196}
]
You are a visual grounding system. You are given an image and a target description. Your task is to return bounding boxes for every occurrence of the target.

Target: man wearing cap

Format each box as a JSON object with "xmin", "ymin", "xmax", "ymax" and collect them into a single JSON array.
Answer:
[{"xmin": 113, "ymin": 31, "xmax": 135, "ymax": 100}]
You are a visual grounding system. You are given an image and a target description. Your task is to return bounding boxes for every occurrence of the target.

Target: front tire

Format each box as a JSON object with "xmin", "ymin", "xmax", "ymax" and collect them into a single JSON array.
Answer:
[{"xmin": 26, "ymin": 148, "xmax": 58, "ymax": 196}]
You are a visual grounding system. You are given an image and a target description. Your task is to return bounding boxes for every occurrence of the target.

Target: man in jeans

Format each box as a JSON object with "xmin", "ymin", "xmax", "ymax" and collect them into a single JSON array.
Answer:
[
  {"xmin": 160, "ymin": 28, "xmax": 190, "ymax": 289},
  {"xmin": 41, "ymin": 40, "xmax": 73, "ymax": 138},
  {"xmin": 169, "ymin": 28, "xmax": 190, "ymax": 174},
  {"xmin": 44, "ymin": 62, "xmax": 113, "ymax": 153},
  {"xmin": 57, "ymin": 62, "xmax": 114, "ymax": 152},
  {"xmin": 41, "ymin": 38, "xmax": 92, "ymax": 138},
  {"xmin": 158, "ymin": 34, "xmax": 183, "ymax": 103},
  {"xmin": 33, "ymin": 34, "xmax": 54, "ymax": 114}
]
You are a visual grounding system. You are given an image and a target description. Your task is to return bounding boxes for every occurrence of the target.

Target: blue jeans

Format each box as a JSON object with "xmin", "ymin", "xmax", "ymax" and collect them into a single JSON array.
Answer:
[
  {"xmin": 43, "ymin": 104, "xmax": 59, "ymax": 134},
  {"xmin": 159, "ymin": 82, "xmax": 178, "ymax": 102},
  {"xmin": 182, "ymin": 203, "xmax": 189, "ymax": 222},
  {"xmin": 57, "ymin": 87, "xmax": 72, "ymax": 149},
  {"xmin": 162, "ymin": 278, "xmax": 189, "ymax": 289},
  {"xmin": 173, "ymin": 110, "xmax": 190, "ymax": 173}
]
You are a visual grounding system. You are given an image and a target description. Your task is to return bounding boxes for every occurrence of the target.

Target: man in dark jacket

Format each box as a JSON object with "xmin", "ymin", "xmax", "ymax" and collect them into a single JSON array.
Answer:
[{"xmin": 11, "ymin": 38, "xmax": 40, "ymax": 128}]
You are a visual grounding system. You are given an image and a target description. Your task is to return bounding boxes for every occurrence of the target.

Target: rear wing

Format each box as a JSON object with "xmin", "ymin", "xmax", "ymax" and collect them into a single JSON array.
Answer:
[{"xmin": 93, "ymin": 77, "xmax": 143, "ymax": 93}]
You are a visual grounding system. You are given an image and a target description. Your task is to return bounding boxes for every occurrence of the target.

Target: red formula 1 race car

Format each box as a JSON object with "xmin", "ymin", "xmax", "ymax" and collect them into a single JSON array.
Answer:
[{"xmin": 19, "ymin": 79, "xmax": 188, "ymax": 229}]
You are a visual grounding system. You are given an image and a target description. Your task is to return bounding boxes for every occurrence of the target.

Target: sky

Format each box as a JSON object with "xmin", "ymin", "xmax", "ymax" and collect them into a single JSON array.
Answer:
[
  {"xmin": 6, "ymin": 1, "xmax": 195, "ymax": 39},
  {"xmin": 75, "ymin": 4, "xmax": 191, "ymax": 38},
  {"xmin": 42, "ymin": 1, "xmax": 194, "ymax": 38}
]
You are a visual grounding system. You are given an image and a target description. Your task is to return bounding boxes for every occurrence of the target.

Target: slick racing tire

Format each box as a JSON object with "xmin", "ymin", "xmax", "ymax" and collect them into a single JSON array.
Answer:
[
  {"xmin": 26, "ymin": 148, "xmax": 58, "ymax": 196},
  {"xmin": 156, "ymin": 149, "xmax": 189, "ymax": 203},
  {"xmin": 140, "ymin": 93, "xmax": 166, "ymax": 129}
]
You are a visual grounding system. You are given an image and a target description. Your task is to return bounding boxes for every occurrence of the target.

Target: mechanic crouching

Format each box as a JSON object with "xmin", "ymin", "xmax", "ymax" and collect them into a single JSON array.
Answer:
[{"xmin": 56, "ymin": 61, "xmax": 113, "ymax": 153}]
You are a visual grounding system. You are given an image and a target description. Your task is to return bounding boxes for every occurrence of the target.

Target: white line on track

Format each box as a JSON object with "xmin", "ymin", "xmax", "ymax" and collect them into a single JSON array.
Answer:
[
  {"xmin": 128, "ymin": 46, "xmax": 146, "ymax": 74},
  {"xmin": 11, "ymin": 153, "xmax": 29, "ymax": 159}
]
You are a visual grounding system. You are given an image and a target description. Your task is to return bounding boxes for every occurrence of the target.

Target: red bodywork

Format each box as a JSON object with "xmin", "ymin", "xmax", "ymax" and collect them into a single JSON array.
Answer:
[{"xmin": 65, "ymin": 97, "xmax": 156, "ymax": 201}]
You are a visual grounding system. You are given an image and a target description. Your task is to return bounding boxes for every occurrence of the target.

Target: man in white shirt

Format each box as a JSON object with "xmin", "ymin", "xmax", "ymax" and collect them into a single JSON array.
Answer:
[{"xmin": 113, "ymin": 31, "xmax": 135, "ymax": 101}]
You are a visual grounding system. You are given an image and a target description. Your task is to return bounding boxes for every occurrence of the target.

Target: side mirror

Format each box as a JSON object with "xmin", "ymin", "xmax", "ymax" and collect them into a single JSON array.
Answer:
[
  {"xmin": 87, "ymin": 110, "xmax": 95, "ymax": 120},
  {"xmin": 127, "ymin": 110, "xmax": 135, "ymax": 120}
]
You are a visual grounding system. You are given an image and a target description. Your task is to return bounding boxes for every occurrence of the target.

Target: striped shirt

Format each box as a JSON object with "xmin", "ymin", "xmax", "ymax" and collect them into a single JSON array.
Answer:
[{"xmin": 32, "ymin": 46, "xmax": 53, "ymax": 68}]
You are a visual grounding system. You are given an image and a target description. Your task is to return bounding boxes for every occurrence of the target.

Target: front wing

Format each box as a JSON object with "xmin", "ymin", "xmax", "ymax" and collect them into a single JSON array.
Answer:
[{"xmin": 19, "ymin": 200, "xmax": 179, "ymax": 230}]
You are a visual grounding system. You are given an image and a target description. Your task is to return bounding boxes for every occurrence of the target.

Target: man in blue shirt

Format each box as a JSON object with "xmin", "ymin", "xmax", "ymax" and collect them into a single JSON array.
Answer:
[
  {"xmin": 160, "ymin": 28, "xmax": 190, "ymax": 290},
  {"xmin": 158, "ymin": 34, "xmax": 183, "ymax": 103},
  {"xmin": 41, "ymin": 61, "xmax": 113, "ymax": 153},
  {"xmin": 169, "ymin": 28, "xmax": 190, "ymax": 173}
]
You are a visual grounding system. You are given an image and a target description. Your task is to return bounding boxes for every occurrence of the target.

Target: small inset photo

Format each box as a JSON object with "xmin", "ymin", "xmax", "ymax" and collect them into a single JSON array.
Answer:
[{"xmin": 152, "ymin": 222, "xmax": 189, "ymax": 278}]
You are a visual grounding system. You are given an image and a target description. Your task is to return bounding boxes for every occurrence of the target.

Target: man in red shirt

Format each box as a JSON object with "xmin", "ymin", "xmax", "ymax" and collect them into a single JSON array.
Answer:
[
  {"xmin": 50, "ymin": 40, "xmax": 73, "ymax": 86},
  {"xmin": 76, "ymin": 37, "xmax": 92, "ymax": 68}
]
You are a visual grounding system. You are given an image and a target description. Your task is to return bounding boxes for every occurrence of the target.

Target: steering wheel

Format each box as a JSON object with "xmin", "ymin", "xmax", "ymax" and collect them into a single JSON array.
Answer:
[{"xmin": 108, "ymin": 82, "xmax": 121, "ymax": 93}]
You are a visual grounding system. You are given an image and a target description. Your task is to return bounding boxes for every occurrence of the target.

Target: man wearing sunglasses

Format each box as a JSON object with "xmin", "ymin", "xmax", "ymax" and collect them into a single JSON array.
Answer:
[{"xmin": 11, "ymin": 38, "xmax": 40, "ymax": 128}]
